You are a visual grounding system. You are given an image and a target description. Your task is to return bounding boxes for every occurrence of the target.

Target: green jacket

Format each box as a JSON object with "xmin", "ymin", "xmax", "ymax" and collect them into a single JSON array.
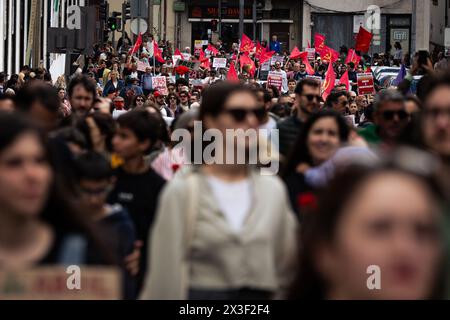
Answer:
[{"xmin": 358, "ymin": 124, "xmax": 382, "ymax": 145}]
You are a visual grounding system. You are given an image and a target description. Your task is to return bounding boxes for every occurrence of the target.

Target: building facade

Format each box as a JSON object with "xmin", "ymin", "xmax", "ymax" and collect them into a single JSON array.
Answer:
[{"xmin": 302, "ymin": 0, "xmax": 431, "ymax": 55}]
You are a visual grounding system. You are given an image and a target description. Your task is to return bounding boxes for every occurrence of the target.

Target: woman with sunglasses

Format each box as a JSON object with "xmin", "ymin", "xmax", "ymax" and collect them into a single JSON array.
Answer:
[
  {"xmin": 166, "ymin": 93, "xmax": 184, "ymax": 118},
  {"xmin": 131, "ymin": 95, "xmax": 146, "ymax": 109},
  {"xmin": 282, "ymin": 110, "xmax": 349, "ymax": 219},
  {"xmin": 140, "ymin": 82, "xmax": 298, "ymax": 300}
]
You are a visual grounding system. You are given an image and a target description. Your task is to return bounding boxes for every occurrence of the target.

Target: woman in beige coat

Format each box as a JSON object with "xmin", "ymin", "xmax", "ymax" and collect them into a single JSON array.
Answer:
[{"xmin": 140, "ymin": 83, "xmax": 298, "ymax": 300}]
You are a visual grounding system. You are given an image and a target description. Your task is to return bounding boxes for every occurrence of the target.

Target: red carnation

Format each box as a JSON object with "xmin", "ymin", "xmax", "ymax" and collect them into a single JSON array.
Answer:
[
  {"xmin": 175, "ymin": 66, "xmax": 190, "ymax": 75},
  {"xmin": 171, "ymin": 163, "xmax": 181, "ymax": 173},
  {"xmin": 297, "ymin": 192, "xmax": 318, "ymax": 211}
]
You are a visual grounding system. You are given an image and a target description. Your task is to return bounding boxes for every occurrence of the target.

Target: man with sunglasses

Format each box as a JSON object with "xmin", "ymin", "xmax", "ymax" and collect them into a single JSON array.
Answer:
[
  {"xmin": 326, "ymin": 90, "xmax": 349, "ymax": 115},
  {"xmin": 359, "ymin": 89, "xmax": 408, "ymax": 148},
  {"xmin": 277, "ymin": 78, "xmax": 322, "ymax": 158}
]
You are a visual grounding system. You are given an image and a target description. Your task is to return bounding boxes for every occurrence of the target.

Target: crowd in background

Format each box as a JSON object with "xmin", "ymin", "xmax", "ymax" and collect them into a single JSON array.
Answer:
[{"xmin": 0, "ymin": 31, "xmax": 449, "ymax": 300}]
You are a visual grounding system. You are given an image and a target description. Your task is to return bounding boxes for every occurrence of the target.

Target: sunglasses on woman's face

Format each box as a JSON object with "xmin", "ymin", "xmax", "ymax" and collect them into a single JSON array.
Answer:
[
  {"xmin": 223, "ymin": 107, "xmax": 266, "ymax": 123},
  {"xmin": 136, "ymin": 98, "xmax": 145, "ymax": 102}
]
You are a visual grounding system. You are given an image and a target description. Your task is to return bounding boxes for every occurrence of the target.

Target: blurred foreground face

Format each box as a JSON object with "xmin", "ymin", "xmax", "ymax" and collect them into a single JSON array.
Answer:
[
  {"xmin": 307, "ymin": 117, "xmax": 340, "ymax": 165},
  {"xmin": 0, "ymin": 133, "xmax": 52, "ymax": 217},
  {"xmin": 70, "ymin": 84, "xmax": 95, "ymax": 116},
  {"xmin": 319, "ymin": 172, "xmax": 442, "ymax": 300},
  {"xmin": 423, "ymin": 86, "xmax": 450, "ymax": 158},
  {"xmin": 79, "ymin": 179, "xmax": 110, "ymax": 213}
]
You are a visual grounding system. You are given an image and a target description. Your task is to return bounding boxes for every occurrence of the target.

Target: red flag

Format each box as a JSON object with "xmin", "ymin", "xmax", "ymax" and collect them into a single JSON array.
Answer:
[
  {"xmin": 207, "ymin": 44, "xmax": 219, "ymax": 56},
  {"xmin": 239, "ymin": 34, "xmax": 255, "ymax": 53},
  {"xmin": 175, "ymin": 48, "xmax": 183, "ymax": 57},
  {"xmin": 128, "ymin": 33, "xmax": 142, "ymax": 56},
  {"xmin": 300, "ymin": 53, "xmax": 315, "ymax": 75},
  {"xmin": 339, "ymin": 70, "xmax": 350, "ymax": 91},
  {"xmin": 314, "ymin": 33, "xmax": 326, "ymax": 55},
  {"xmin": 227, "ymin": 63, "xmax": 239, "ymax": 82},
  {"xmin": 321, "ymin": 46, "xmax": 339, "ymax": 63},
  {"xmin": 355, "ymin": 27, "xmax": 373, "ymax": 53},
  {"xmin": 345, "ymin": 49, "xmax": 361, "ymax": 66},
  {"xmin": 240, "ymin": 55, "xmax": 256, "ymax": 77},
  {"xmin": 290, "ymin": 46, "xmax": 302, "ymax": 60},
  {"xmin": 322, "ymin": 62, "xmax": 336, "ymax": 101},
  {"xmin": 153, "ymin": 41, "xmax": 165, "ymax": 63},
  {"xmin": 255, "ymin": 41, "xmax": 264, "ymax": 59},
  {"xmin": 259, "ymin": 50, "xmax": 275, "ymax": 64}
]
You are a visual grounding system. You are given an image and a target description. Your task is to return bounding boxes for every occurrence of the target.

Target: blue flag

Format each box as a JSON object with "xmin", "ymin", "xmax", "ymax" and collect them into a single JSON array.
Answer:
[{"xmin": 393, "ymin": 64, "xmax": 407, "ymax": 86}]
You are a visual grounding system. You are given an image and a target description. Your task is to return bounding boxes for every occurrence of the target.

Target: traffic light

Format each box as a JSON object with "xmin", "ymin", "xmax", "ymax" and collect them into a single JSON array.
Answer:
[
  {"xmin": 256, "ymin": 0, "xmax": 264, "ymax": 20},
  {"xmin": 122, "ymin": 1, "xmax": 131, "ymax": 25},
  {"xmin": 107, "ymin": 17, "xmax": 117, "ymax": 31},
  {"xmin": 211, "ymin": 19, "xmax": 218, "ymax": 32},
  {"xmin": 99, "ymin": 1, "xmax": 109, "ymax": 22},
  {"xmin": 112, "ymin": 11, "xmax": 122, "ymax": 31}
]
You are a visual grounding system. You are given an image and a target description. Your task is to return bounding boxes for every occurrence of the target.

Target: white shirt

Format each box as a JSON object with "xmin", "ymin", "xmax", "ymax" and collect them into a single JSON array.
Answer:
[
  {"xmin": 207, "ymin": 176, "xmax": 252, "ymax": 233},
  {"xmin": 272, "ymin": 69, "xmax": 288, "ymax": 93}
]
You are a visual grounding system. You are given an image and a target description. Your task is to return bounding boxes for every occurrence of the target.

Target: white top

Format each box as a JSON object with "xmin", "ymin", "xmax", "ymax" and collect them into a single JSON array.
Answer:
[
  {"xmin": 207, "ymin": 176, "xmax": 252, "ymax": 233},
  {"xmin": 112, "ymin": 109, "xmax": 128, "ymax": 120}
]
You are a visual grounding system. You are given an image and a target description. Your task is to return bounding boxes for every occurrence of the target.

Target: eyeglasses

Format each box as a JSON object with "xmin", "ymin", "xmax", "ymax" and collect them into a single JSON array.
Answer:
[
  {"xmin": 302, "ymin": 94, "xmax": 323, "ymax": 102},
  {"xmin": 180, "ymin": 95, "xmax": 188, "ymax": 99},
  {"xmin": 136, "ymin": 98, "xmax": 145, "ymax": 102},
  {"xmin": 169, "ymin": 97, "xmax": 177, "ymax": 100},
  {"xmin": 382, "ymin": 110, "xmax": 408, "ymax": 121},
  {"xmin": 223, "ymin": 107, "xmax": 266, "ymax": 123}
]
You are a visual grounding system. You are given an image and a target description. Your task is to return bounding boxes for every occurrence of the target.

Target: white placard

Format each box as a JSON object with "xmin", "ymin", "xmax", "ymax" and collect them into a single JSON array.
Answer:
[{"xmin": 213, "ymin": 58, "xmax": 227, "ymax": 69}]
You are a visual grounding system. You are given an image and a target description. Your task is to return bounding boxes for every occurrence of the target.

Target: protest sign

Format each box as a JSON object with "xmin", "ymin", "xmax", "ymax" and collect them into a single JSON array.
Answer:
[
  {"xmin": 152, "ymin": 76, "xmax": 169, "ymax": 95},
  {"xmin": 261, "ymin": 60, "xmax": 270, "ymax": 71},
  {"xmin": 0, "ymin": 266, "xmax": 120, "ymax": 300},
  {"xmin": 267, "ymin": 72, "xmax": 283, "ymax": 92},
  {"xmin": 172, "ymin": 55, "xmax": 182, "ymax": 66},
  {"xmin": 212, "ymin": 58, "xmax": 227, "ymax": 69},
  {"xmin": 137, "ymin": 60, "xmax": 150, "ymax": 72},
  {"xmin": 357, "ymin": 73, "xmax": 375, "ymax": 95},
  {"xmin": 270, "ymin": 55, "xmax": 284, "ymax": 66},
  {"xmin": 175, "ymin": 59, "xmax": 200, "ymax": 70},
  {"xmin": 306, "ymin": 48, "xmax": 316, "ymax": 61}
]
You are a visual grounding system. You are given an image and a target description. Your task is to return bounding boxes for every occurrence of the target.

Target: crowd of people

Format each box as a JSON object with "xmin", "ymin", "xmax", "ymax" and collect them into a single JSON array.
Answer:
[{"xmin": 0, "ymin": 31, "xmax": 449, "ymax": 300}]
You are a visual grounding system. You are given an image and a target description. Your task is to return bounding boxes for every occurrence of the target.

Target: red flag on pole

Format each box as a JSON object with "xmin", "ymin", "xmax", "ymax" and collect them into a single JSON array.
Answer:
[
  {"xmin": 345, "ymin": 48, "xmax": 361, "ymax": 66},
  {"xmin": 255, "ymin": 41, "xmax": 264, "ymax": 59},
  {"xmin": 314, "ymin": 33, "xmax": 326, "ymax": 55},
  {"xmin": 338, "ymin": 70, "xmax": 350, "ymax": 91},
  {"xmin": 227, "ymin": 63, "xmax": 239, "ymax": 82},
  {"xmin": 207, "ymin": 44, "xmax": 219, "ymax": 56},
  {"xmin": 259, "ymin": 50, "xmax": 275, "ymax": 64},
  {"xmin": 322, "ymin": 62, "xmax": 336, "ymax": 101},
  {"xmin": 174, "ymin": 48, "xmax": 183, "ymax": 57},
  {"xmin": 300, "ymin": 53, "xmax": 315, "ymax": 75},
  {"xmin": 355, "ymin": 27, "xmax": 373, "ymax": 53},
  {"xmin": 289, "ymin": 46, "xmax": 303, "ymax": 60},
  {"xmin": 240, "ymin": 54, "xmax": 256, "ymax": 77},
  {"xmin": 153, "ymin": 41, "xmax": 165, "ymax": 63},
  {"xmin": 239, "ymin": 34, "xmax": 255, "ymax": 53},
  {"xmin": 321, "ymin": 46, "xmax": 339, "ymax": 63},
  {"xmin": 128, "ymin": 33, "xmax": 142, "ymax": 56}
]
